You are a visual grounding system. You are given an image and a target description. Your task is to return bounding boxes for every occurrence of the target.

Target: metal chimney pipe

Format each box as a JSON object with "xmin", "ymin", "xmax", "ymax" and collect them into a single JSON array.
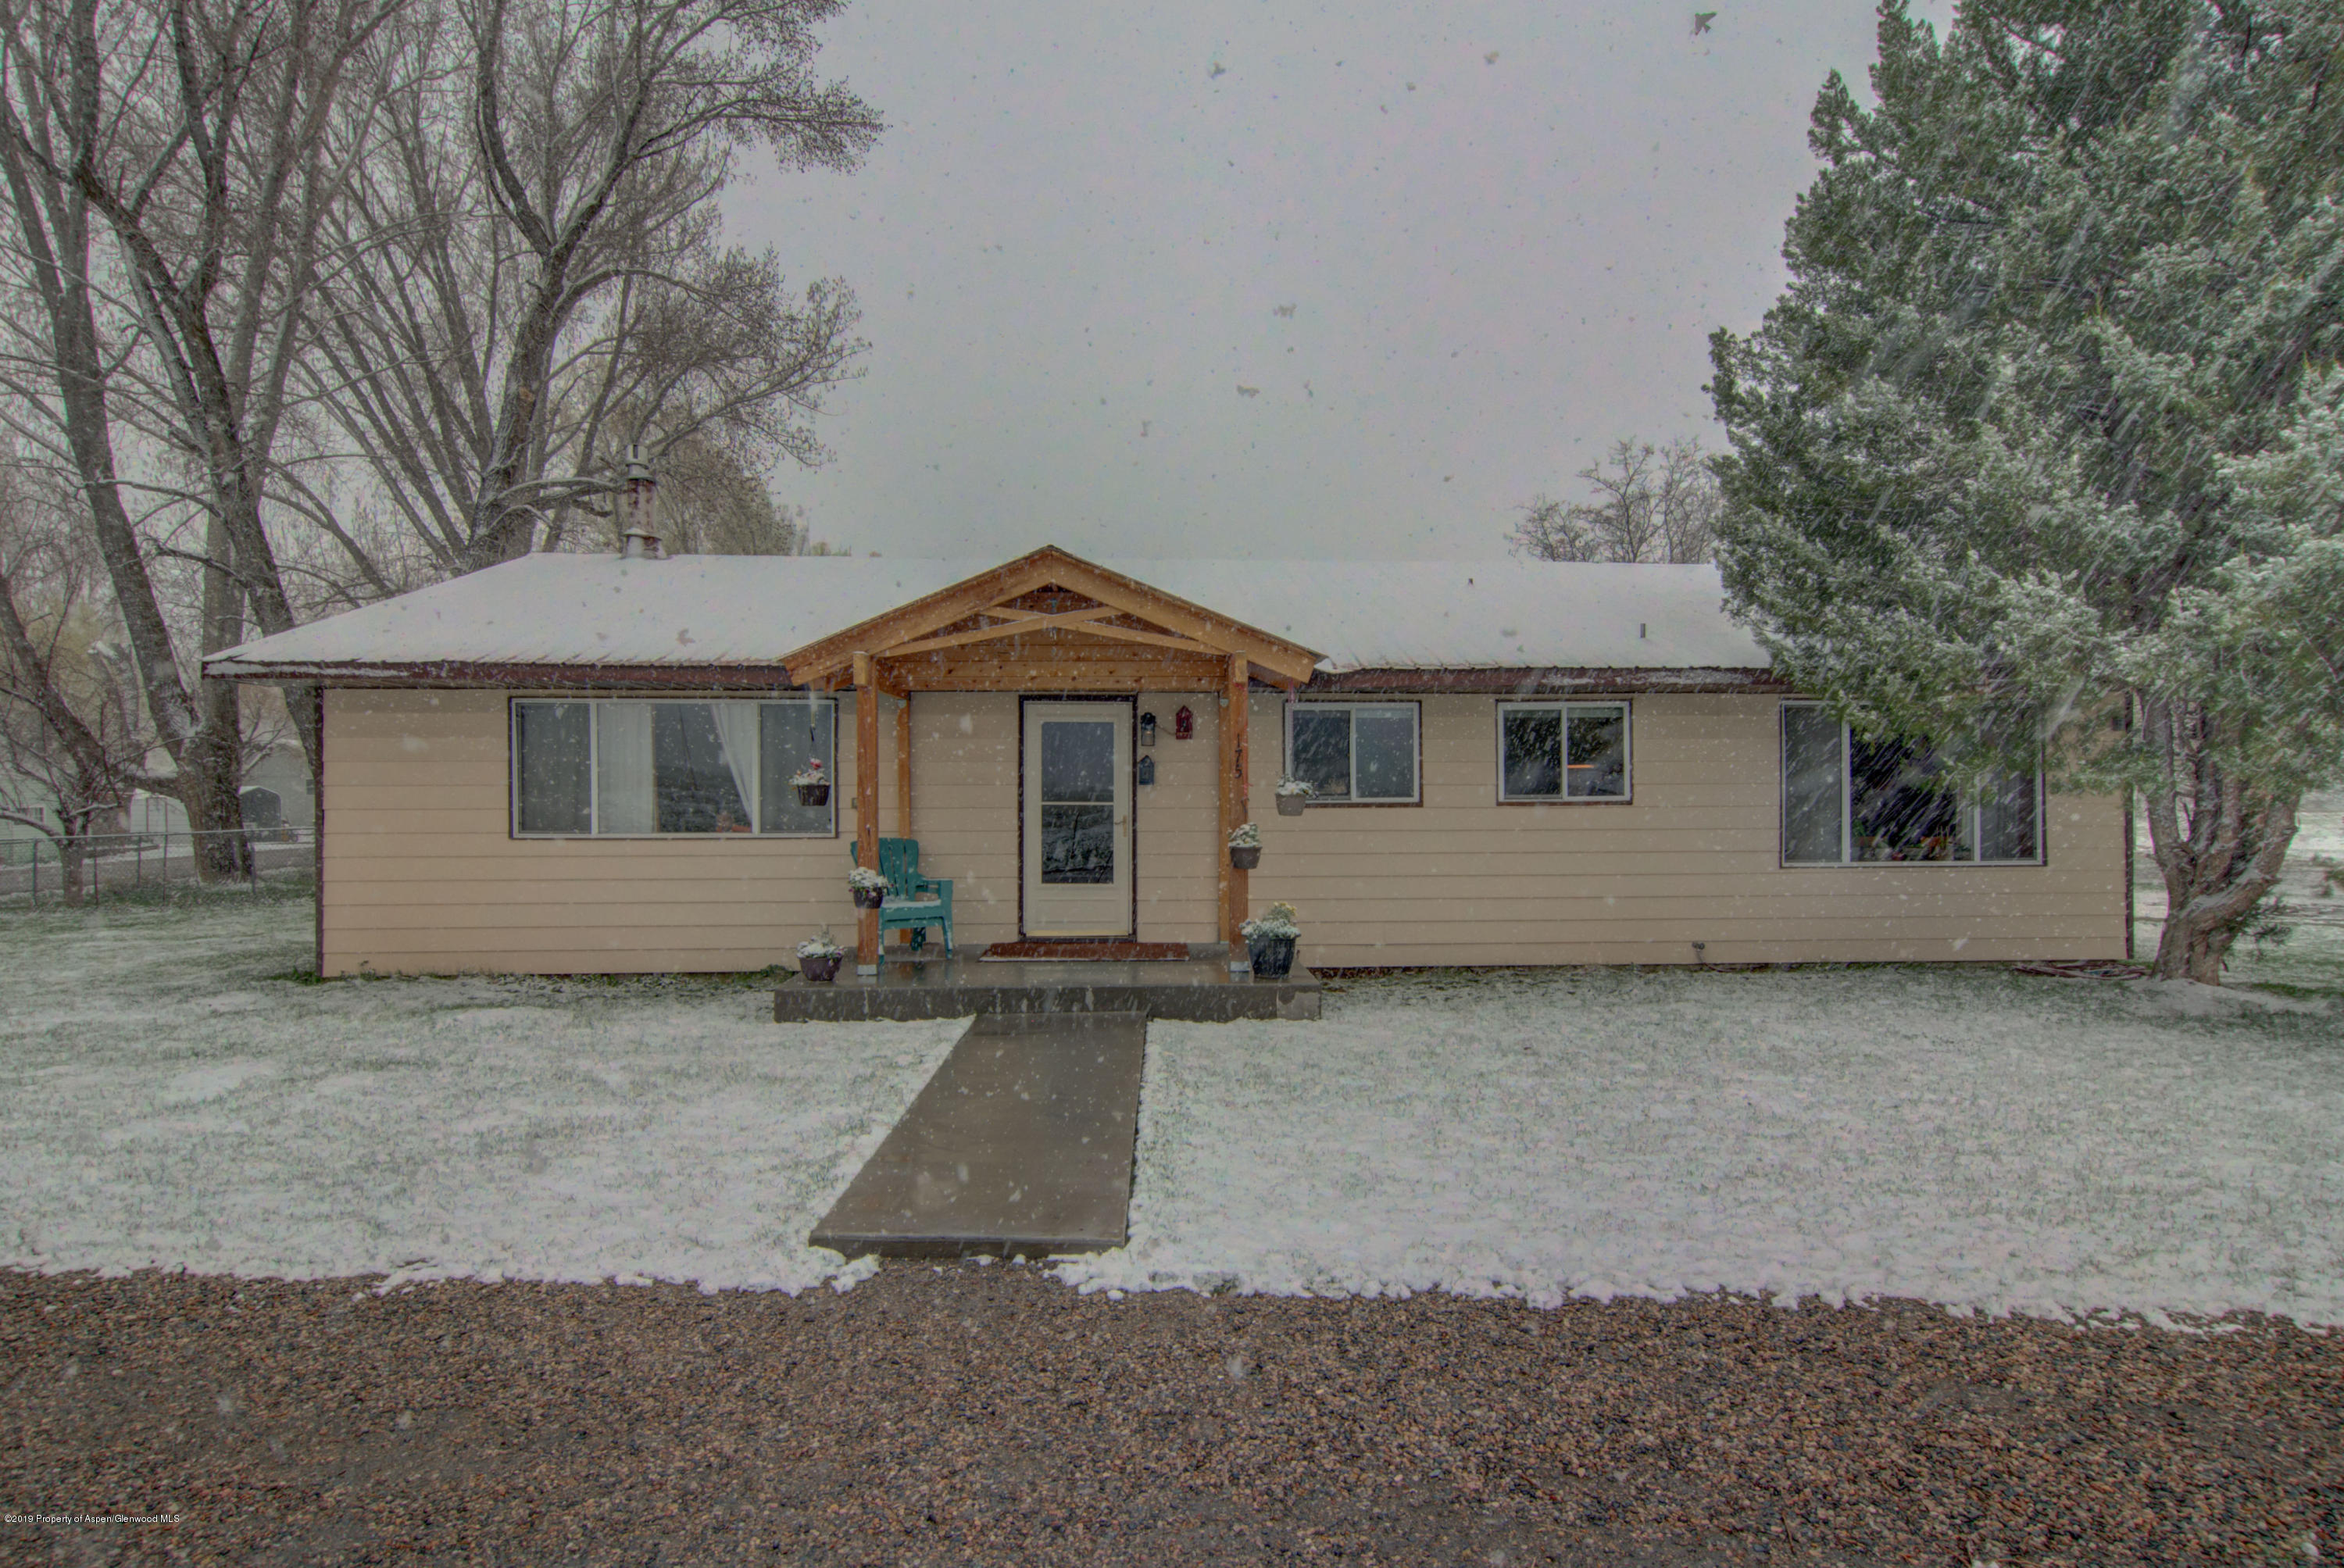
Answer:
[{"xmin": 620, "ymin": 442, "xmax": 662, "ymax": 559}]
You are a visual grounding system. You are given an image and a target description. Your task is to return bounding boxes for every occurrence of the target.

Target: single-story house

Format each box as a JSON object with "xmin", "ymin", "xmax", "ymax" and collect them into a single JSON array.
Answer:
[{"xmin": 204, "ymin": 545, "xmax": 2128, "ymax": 977}]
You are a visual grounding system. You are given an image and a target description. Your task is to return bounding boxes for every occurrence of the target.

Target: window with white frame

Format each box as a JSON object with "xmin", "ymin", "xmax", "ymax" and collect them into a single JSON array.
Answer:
[
  {"xmin": 1779, "ymin": 703, "xmax": 2042, "ymax": 864},
  {"xmin": 1285, "ymin": 702, "xmax": 1419, "ymax": 802},
  {"xmin": 1498, "ymin": 702, "xmax": 1630, "ymax": 801},
  {"xmin": 511, "ymin": 698, "xmax": 838, "ymax": 837}
]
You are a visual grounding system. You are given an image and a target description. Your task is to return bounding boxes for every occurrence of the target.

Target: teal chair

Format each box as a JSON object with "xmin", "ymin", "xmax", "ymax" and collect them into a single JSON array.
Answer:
[{"xmin": 849, "ymin": 838, "xmax": 954, "ymax": 955}]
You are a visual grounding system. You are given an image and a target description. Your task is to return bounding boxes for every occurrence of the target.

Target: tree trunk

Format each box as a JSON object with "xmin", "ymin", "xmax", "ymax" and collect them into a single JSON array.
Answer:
[
  {"xmin": 2141, "ymin": 705, "xmax": 2298, "ymax": 984},
  {"xmin": 56, "ymin": 835, "xmax": 84, "ymax": 908}
]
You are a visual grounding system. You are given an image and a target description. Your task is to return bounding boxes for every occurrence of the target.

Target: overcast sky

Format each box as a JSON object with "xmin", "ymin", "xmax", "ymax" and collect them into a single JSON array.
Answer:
[{"xmin": 725, "ymin": 2, "xmax": 1952, "ymax": 561}]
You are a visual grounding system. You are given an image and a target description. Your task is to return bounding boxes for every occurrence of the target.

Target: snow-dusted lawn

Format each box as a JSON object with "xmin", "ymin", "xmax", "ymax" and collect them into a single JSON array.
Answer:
[
  {"xmin": 1062, "ymin": 967, "xmax": 2344, "ymax": 1328},
  {"xmin": 0, "ymin": 891, "xmax": 960, "ymax": 1293},
  {"xmin": 9, "ymin": 882, "xmax": 2342, "ymax": 1329}
]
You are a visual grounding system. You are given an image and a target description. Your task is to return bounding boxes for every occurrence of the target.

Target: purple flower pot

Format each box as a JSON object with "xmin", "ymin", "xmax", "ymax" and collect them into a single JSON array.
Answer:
[
  {"xmin": 799, "ymin": 952, "xmax": 843, "ymax": 983},
  {"xmin": 795, "ymin": 782, "xmax": 831, "ymax": 807},
  {"xmin": 852, "ymin": 885, "xmax": 885, "ymax": 909},
  {"xmin": 1229, "ymin": 845, "xmax": 1261, "ymax": 870}
]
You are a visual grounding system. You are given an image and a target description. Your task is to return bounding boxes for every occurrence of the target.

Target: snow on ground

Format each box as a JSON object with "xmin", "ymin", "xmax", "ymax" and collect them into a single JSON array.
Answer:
[
  {"xmin": 9, "ymin": 852, "xmax": 2343, "ymax": 1327},
  {"xmin": 1060, "ymin": 967, "xmax": 2344, "ymax": 1328},
  {"xmin": 0, "ymin": 891, "xmax": 960, "ymax": 1293}
]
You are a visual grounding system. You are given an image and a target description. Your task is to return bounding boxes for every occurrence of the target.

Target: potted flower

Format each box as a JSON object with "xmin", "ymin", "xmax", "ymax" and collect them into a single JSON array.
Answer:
[
  {"xmin": 791, "ymin": 759, "xmax": 831, "ymax": 807},
  {"xmin": 796, "ymin": 927, "xmax": 846, "ymax": 983},
  {"xmin": 1274, "ymin": 777, "xmax": 1316, "ymax": 817},
  {"xmin": 847, "ymin": 865, "xmax": 889, "ymax": 909},
  {"xmin": 1240, "ymin": 901, "xmax": 1301, "ymax": 978},
  {"xmin": 1227, "ymin": 821, "xmax": 1262, "ymax": 870}
]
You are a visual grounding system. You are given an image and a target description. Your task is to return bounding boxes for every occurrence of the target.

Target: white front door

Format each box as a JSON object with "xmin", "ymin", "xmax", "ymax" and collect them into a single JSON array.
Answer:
[{"xmin": 1022, "ymin": 701, "xmax": 1133, "ymax": 938}]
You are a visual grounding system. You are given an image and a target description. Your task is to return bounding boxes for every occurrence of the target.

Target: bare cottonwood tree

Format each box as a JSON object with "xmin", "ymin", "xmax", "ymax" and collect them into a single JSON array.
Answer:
[
  {"xmin": 1653, "ymin": 437, "xmax": 1720, "ymax": 565},
  {"xmin": 1510, "ymin": 436, "xmax": 1720, "ymax": 564},
  {"xmin": 0, "ymin": 0, "xmax": 404, "ymax": 873},
  {"xmin": 0, "ymin": 464, "xmax": 159, "ymax": 902},
  {"xmin": 306, "ymin": 0, "xmax": 878, "ymax": 575}
]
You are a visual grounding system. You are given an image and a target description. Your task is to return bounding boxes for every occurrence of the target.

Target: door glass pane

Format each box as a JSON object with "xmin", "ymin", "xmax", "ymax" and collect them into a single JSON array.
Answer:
[
  {"xmin": 759, "ymin": 702, "xmax": 834, "ymax": 834},
  {"xmin": 1781, "ymin": 706, "xmax": 1843, "ymax": 863},
  {"xmin": 1290, "ymin": 709, "xmax": 1352, "ymax": 797},
  {"xmin": 1040, "ymin": 720, "xmax": 1116, "ymax": 802},
  {"xmin": 1565, "ymin": 705, "xmax": 1627, "ymax": 798},
  {"xmin": 1040, "ymin": 804, "xmax": 1115, "ymax": 882},
  {"xmin": 1353, "ymin": 707, "xmax": 1417, "ymax": 799},
  {"xmin": 514, "ymin": 702, "xmax": 591, "ymax": 834},
  {"xmin": 654, "ymin": 704, "xmax": 752, "ymax": 833},
  {"xmin": 1503, "ymin": 709, "xmax": 1562, "ymax": 798}
]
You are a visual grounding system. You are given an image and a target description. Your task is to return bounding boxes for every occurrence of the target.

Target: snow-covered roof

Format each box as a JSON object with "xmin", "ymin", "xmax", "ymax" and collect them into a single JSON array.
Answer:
[{"xmin": 205, "ymin": 552, "xmax": 1771, "ymax": 679}]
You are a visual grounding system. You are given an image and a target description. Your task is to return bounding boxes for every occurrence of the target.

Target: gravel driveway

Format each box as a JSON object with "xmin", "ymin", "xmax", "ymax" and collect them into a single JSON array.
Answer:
[{"xmin": 6, "ymin": 1264, "xmax": 2336, "ymax": 1566}]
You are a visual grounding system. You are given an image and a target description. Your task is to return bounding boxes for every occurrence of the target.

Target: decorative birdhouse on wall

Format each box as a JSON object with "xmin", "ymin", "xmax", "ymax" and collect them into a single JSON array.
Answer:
[
  {"xmin": 1174, "ymin": 705, "xmax": 1195, "ymax": 741},
  {"xmin": 1134, "ymin": 755, "xmax": 1156, "ymax": 787}
]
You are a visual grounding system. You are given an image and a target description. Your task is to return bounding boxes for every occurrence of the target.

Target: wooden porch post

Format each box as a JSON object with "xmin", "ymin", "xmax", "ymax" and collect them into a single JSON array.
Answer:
[
  {"xmin": 855, "ymin": 652, "xmax": 881, "ymax": 973},
  {"xmin": 895, "ymin": 695, "xmax": 913, "ymax": 840},
  {"xmin": 1220, "ymin": 652, "xmax": 1250, "ymax": 960}
]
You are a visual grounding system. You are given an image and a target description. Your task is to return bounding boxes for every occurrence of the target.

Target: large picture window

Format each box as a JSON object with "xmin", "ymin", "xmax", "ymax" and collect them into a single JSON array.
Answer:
[
  {"xmin": 1498, "ymin": 702, "xmax": 1630, "ymax": 801},
  {"xmin": 511, "ymin": 698, "xmax": 837, "ymax": 838},
  {"xmin": 1779, "ymin": 703, "xmax": 2042, "ymax": 865},
  {"xmin": 1285, "ymin": 702, "xmax": 1420, "ymax": 803}
]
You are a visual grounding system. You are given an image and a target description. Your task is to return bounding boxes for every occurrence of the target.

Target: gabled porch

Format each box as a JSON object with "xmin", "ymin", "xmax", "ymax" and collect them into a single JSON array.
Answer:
[{"xmin": 781, "ymin": 548, "xmax": 1320, "ymax": 974}]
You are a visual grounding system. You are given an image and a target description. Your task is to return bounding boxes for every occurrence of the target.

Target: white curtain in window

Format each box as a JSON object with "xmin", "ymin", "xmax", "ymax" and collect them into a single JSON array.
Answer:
[
  {"xmin": 596, "ymin": 702, "xmax": 656, "ymax": 834},
  {"xmin": 709, "ymin": 702, "xmax": 760, "ymax": 827}
]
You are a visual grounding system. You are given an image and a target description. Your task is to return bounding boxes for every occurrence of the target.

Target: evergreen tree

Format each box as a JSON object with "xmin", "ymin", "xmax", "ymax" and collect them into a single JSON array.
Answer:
[{"xmin": 1709, "ymin": 0, "xmax": 2344, "ymax": 982}]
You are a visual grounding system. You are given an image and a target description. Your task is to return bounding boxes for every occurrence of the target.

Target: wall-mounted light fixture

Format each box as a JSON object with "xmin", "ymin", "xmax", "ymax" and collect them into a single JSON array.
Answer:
[
  {"xmin": 1139, "ymin": 711, "xmax": 1157, "ymax": 747},
  {"xmin": 1174, "ymin": 705, "xmax": 1195, "ymax": 741}
]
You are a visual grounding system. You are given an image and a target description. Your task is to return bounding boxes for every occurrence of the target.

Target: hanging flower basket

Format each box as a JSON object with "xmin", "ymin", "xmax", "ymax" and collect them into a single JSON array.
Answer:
[
  {"xmin": 1274, "ymin": 777, "xmax": 1316, "ymax": 816},
  {"xmin": 791, "ymin": 761, "xmax": 830, "ymax": 806},
  {"xmin": 1228, "ymin": 821, "xmax": 1262, "ymax": 869},
  {"xmin": 848, "ymin": 866, "xmax": 888, "ymax": 909}
]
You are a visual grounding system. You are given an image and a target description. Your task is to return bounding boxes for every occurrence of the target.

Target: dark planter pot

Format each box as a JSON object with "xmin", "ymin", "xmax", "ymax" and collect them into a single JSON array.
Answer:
[
  {"xmin": 1229, "ymin": 845, "xmax": 1261, "ymax": 870},
  {"xmin": 799, "ymin": 952, "xmax": 843, "ymax": 983},
  {"xmin": 1248, "ymin": 933, "xmax": 1297, "ymax": 979},
  {"xmin": 795, "ymin": 782, "xmax": 831, "ymax": 807},
  {"xmin": 1276, "ymin": 795, "xmax": 1309, "ymax": 816},
  {"xmin": 852, "ymin": 885, "xmax": 886, "ymax": 909}
]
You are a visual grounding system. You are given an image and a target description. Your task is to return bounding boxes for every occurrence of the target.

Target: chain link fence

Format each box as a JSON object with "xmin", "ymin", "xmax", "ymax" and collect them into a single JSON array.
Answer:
[{"xmin": 0, "ymin": 826, "xmax": 316, "ymax": 906}]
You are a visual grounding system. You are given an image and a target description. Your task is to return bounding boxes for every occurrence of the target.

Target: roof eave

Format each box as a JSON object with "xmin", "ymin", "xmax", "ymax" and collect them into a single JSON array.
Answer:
[
  {"xmin": 207, "ymin": 657, "xmax": 1786, "ymax": 695},
  {"xmin": 202, "ymin": 659, "xmax": 806, "ymax": 691}
]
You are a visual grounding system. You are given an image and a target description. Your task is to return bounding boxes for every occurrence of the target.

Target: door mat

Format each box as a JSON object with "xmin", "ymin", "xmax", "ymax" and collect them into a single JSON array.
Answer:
[{"xmin": 980, "ymin": 941, "xmax": 1193, "ymax": 963}]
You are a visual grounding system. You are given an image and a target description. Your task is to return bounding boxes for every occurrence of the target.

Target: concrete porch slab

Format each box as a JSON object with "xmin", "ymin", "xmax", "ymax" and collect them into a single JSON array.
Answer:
[
  {"xmin": 810, "ymin": 1013, "xmax": 1147, "ymax": 1258},
  {"xmin": 774, "ymin": 955, "xmax": 1320, "ymax": 1022}
]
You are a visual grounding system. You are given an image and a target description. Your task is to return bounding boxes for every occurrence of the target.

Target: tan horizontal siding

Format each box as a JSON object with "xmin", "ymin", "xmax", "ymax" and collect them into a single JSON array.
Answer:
[
  {"xmin": 1235, "ymin": 691, "xmax": 2123, "ymax": 970},
  {"xmin": 1303, "ymin": 937, "xmax": 2114, "ymax": 967},
  {"xmin": 1133, "ymin": 692, "xmax": 1217, "ymax": 944},
  {"xmin": 318, "ymin": 685, "xmax": 2124, "ymax": 974}
]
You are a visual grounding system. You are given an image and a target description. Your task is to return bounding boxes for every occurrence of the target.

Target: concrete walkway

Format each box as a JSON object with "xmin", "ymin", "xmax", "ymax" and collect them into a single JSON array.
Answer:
[{"xmin": 810, "ymin": 1013, "xmax": 1148, "ymax": 1258}]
